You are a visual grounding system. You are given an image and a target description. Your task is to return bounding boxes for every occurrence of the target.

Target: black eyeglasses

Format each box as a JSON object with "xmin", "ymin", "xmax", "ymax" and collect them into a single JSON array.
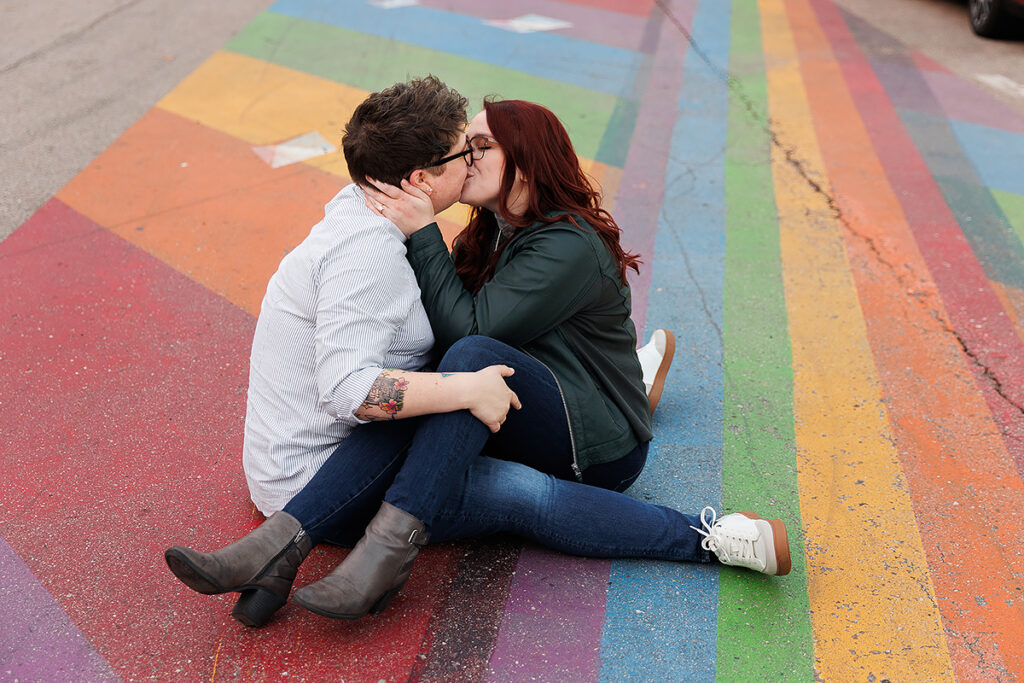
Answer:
[
  {"xmin": 464, "ymin": 136, "xmax": 496, "ymax": 167},
  {"xmin": 426, "ymin": 146, "xmax": 474, "ymax": 169},
  {"xmin": 425, "ymin": 136, "xmax": 497, "ymax": 168}
]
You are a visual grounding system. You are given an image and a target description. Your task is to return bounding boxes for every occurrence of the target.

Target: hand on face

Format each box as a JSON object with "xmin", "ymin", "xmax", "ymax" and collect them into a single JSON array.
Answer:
[{"xmin": 364, "ymin": 178, "xmax": 437, "ymax": 237}]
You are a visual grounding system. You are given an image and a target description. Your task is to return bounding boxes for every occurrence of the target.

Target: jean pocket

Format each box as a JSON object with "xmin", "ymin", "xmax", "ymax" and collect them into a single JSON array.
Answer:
[{"xmin": 612, "ymin": 465, "xmax": 645, "ymax": 493}]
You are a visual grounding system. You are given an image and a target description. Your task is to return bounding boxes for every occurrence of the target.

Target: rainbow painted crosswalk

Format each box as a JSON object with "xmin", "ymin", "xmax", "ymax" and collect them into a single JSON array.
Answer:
[{"xmin": 2, "ymin": 0, "xmax": 1023, "ymax": 679}]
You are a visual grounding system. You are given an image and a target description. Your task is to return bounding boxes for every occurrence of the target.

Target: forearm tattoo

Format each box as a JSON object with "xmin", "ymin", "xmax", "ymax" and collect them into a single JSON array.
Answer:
[{"xmin": 362, "ymin": 370, "xmax": 409, "ymax": 419}]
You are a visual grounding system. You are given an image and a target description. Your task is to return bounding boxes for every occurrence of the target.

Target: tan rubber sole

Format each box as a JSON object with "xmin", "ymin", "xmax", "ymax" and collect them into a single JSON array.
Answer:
[
  {"xmin": 737, "ymin": 511, "xmax": 792, "ymax": 576},
  {"xmin": 647, "ymin": 329, "xmax": 676, "ymax": 416}
]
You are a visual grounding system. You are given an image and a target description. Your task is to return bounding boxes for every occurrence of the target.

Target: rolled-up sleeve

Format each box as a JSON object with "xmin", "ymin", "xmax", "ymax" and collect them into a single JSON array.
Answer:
[{"xmin": 312, "ymin": 231, "xmax": 419, "ymax": 426}]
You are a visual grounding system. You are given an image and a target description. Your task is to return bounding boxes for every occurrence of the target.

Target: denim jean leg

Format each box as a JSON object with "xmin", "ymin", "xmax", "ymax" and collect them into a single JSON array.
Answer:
[
  {"xmin": 283, "ymin": 419, "xmax": 419, "ymax": 546},
  {"xmin": 429, "ymin": 456, "xmax": 712, "ymax": 563},
  {"xmin": 384, "ymin": 336, "xmax": 575, "ymax": 525}
]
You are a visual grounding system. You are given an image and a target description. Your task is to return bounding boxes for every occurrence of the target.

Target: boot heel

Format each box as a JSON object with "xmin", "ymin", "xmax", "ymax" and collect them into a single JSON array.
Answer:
[
  {"xmin": 369, "ymin": 584, "xmax": 403, "ymax": 615},
  {"xmin": 232, "ymin": 588, "xmax": 286, "ymax": 627}
]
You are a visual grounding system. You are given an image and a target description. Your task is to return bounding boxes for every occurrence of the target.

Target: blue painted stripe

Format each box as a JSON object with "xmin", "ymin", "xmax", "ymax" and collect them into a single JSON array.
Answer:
[
  {"xmin": 267, "ymin": 0, "xmax": 642, "ymax": 97},
  {"xmin": 950, "ymin": 120, "xmax": 1024, "ymax": 197},
  {"xmin": 599, "ymin": 0, "xmax": 731, "ymax": 679}
]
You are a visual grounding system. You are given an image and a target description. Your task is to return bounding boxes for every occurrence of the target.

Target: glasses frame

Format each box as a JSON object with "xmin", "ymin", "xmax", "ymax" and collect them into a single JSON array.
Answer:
[
  {"xmin": 464, "ymin": 136, "xmax": 497, "ymax": 168},
  {"xmin": 425, "ymin": 145, "xmax": 475, "ymax": 169},
  {"xmin": 425, "ymin": 135, "xmax": 498, "ymax": 169}
]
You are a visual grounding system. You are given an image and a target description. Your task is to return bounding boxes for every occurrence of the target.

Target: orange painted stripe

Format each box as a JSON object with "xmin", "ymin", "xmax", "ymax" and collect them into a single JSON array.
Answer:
[
  {"xmin": 787, "ymin": 0, "xmax": 1024, "ymax": 677},
  {"xmin": 56, "ymin": 107, "xmax": 467, "ymax": 315},
  {"xmin": 759, "ymin": 0, "xmax": 955, "ymax": 679},
  {"xmin": 57, "ymin": 107, "xmax": 344, "ymax": 316}
]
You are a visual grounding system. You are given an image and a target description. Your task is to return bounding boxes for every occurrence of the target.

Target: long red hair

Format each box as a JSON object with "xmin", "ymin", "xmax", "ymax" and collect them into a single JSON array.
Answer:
[{"xmin": 454, "ymin": 99, "xmax": 642, "ymax": 292}]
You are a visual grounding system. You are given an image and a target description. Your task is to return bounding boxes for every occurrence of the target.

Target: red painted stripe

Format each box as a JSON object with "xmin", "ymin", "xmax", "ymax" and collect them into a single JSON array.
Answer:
[{"xmin": 0, "ymin": 200, "xmax": 451, "ymax": 680}]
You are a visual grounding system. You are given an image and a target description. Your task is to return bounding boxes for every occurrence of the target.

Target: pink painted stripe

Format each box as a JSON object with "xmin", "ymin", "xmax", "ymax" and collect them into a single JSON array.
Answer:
[
  {"xmin": 0, "ymin": 536, "xmax": 119, "ymax": 682},
  {"xmin": 420, "ymin": 0, "xmax": 650, "ymax": 51},
  {"xmin": 486, "ymin": 549, "xmax": 609, "ymax": 681},
  {"xmin": 556, "ymin": 0, "xmax": 656, "ymax": 16},
  {"xmin": 922, "ymin": 69, "xmax": 1024, "ymax": 135}
]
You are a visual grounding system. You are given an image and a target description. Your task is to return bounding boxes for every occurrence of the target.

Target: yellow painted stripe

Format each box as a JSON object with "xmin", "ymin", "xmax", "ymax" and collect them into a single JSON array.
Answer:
[
  {"xmin": 758, "ymin": 0, "xmax": 955, "ymax": 679},
  {"xmin": 158, "ymin": 50, "xmax": 357, "ymax": 175},
  {"xmin": 157, "ymin": 50, "xmax": 621, "ymax": 224}
]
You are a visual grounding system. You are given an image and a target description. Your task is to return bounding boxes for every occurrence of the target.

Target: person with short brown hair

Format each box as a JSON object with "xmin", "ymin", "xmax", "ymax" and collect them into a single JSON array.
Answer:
[
  {"xmin": 342, "ymin": 75, "xmax": 468, "ymax": 187},
  {"xmin": 165, "ymin": 77, "xmax": 522, "ymax": 626}
]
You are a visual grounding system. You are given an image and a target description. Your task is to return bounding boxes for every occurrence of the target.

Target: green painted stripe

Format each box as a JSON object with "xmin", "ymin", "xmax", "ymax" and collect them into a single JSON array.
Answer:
[
  {"xmin": 717, "ymin": 1, "xmax": 814, "ymax": 680},
  {"xmin": 991, "ymin": 188, "xmax": 1024, "ymax": 251},
  {"xmin": 596, "ymin": 92, "xmax": 641, "ymax": 173},
  {"xmin": 225, "ymin": 12, "xmax": 624, "ymax": 165}
]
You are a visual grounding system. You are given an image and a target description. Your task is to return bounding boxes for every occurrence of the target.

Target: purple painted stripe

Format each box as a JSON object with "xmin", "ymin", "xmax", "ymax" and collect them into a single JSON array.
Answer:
[
  {"xmin": 486, "ymin": 548, "xmax": 609, "ymax": 681},
  {"xmin": 420, "ymin": 0, "xmax": 649, "ymax": 51},
  {"xmin": 483, "ymin": 5, "xmax": 696, "ymax": 678},
  {"xmin": 921, "ymin": 69, "xmax": 1024, "ymax": 135},
  {"xmin": 615, "ymin": 0, "xmax": 698, "ymax": 338},
  {"xmin": 0, "ymin": 536, "xmax": 119, "ymax": 682}
]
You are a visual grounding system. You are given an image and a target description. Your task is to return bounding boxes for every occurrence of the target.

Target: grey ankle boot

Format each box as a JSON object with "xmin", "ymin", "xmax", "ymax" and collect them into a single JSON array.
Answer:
[
  {"xmin": 164, "ymin": 511, "xmax": 313, "ymax": 627},
  {"xmin": 292, "ymin": 502, "xmax": 428, "ymax": 619}
]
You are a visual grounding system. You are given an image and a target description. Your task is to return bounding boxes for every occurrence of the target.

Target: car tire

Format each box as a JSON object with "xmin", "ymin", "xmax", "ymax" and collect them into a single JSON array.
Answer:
[{"xmin": 969, "ymin": 0, "xmax": 1009, "ymax": 37}]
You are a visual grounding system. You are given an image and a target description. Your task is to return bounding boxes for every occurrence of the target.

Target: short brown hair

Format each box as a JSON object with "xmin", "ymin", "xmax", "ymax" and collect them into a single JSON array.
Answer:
[{"xmin": 342, "ymin": 76, "xmax": 468, "ymax": 187}]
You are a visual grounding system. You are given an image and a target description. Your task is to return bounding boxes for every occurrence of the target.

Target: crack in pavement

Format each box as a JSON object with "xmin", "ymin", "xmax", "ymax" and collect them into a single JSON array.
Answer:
[
  {"xmin": 0, "ymin": 0, "xmax": 146, "ymax": 76},
  {"xmin": 653, "ymin": 0, "xmax": 1024, "ymax": 421}
]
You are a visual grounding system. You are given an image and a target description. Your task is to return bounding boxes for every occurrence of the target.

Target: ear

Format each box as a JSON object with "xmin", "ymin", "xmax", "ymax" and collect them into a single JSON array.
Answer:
[{"xmin": 407, "ymin": 169, "xmax": 429, "ymax": 190}]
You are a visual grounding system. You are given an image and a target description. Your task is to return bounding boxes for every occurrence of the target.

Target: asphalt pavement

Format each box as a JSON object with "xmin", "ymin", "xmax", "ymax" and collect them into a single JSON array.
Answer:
[{"xmin": 2, "ymin": 0, "xmax": 1024, "ymax": 680}]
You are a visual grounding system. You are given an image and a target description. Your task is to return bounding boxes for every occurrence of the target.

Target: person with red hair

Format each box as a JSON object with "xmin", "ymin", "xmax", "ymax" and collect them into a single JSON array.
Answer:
[{"xmin": 166, "ymin": 94, "xmax": 790, "ymax": 627}]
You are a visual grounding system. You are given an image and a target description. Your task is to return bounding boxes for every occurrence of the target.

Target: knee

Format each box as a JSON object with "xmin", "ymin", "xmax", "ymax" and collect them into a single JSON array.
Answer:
[
  {"xmin": 437, "ymin": 335, "xmax": 509, "ymax": 372},
  {"xmin": 466, "ymin": 457, "xmax": 553, "ymax": 510}
]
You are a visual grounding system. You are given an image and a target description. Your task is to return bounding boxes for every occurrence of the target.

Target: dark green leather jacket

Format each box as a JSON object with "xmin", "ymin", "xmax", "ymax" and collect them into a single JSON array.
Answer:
[{"xmin": 405, "ymin": 216, "xmax": 653, "ymax": 479}]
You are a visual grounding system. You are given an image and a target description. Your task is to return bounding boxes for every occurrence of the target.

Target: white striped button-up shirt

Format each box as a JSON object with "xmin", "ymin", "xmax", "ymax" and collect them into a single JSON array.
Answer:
[{"xmin": 242, "ymin": 184, "xmax": 434, "ymax": 515}]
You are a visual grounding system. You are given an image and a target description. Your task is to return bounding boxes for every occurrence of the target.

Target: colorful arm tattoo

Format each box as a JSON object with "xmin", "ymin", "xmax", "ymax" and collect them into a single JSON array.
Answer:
[{"xmin": 361, "ymin": 370, "xmax": 409, "ymax": 419}]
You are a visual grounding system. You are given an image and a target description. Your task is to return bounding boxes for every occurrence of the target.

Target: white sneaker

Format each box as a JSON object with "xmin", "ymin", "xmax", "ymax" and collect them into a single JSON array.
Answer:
[
  {"xmin": 690, "ymin": 507, "xmax": 791, "ymax": 576},
  {"xmin": 637, "ymin": 329, "xmax": 675, "ymax": 416}
]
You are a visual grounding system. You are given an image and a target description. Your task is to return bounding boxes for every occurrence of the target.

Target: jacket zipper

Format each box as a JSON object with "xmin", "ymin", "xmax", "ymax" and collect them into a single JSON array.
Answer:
[
  {"xmin": 494, "ymin": 222, "xmax": 581, "ymax": 481},
  {"xmin": 523, "ymin": 350, "xmax": 582, "ymax": 482}
]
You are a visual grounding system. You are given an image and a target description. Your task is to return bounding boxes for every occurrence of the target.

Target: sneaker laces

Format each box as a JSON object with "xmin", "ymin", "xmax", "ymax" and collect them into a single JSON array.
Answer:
[
  {"xmin": 689, "ymin": 506, "xmax": 764, "ymax": 569},
  {"xmin": 689, "ymin": 506, "xmax": 720, "ymax": 551}
]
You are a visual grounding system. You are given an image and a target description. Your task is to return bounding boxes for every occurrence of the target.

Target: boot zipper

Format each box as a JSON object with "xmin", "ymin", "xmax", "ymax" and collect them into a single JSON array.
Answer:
[
  {"xmin": 251, "ymin": 527, "xmax": 306, "ymax": 583},
  {"xmin": 522, "ymin": 350, "xmax": 582, "ymax": 482}
]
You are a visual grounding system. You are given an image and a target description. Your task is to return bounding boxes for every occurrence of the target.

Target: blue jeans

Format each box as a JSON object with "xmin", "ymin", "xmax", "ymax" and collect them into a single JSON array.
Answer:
[{"xmin": 283, "ymin": 336, "xmax": 711, "ymax": 563}]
